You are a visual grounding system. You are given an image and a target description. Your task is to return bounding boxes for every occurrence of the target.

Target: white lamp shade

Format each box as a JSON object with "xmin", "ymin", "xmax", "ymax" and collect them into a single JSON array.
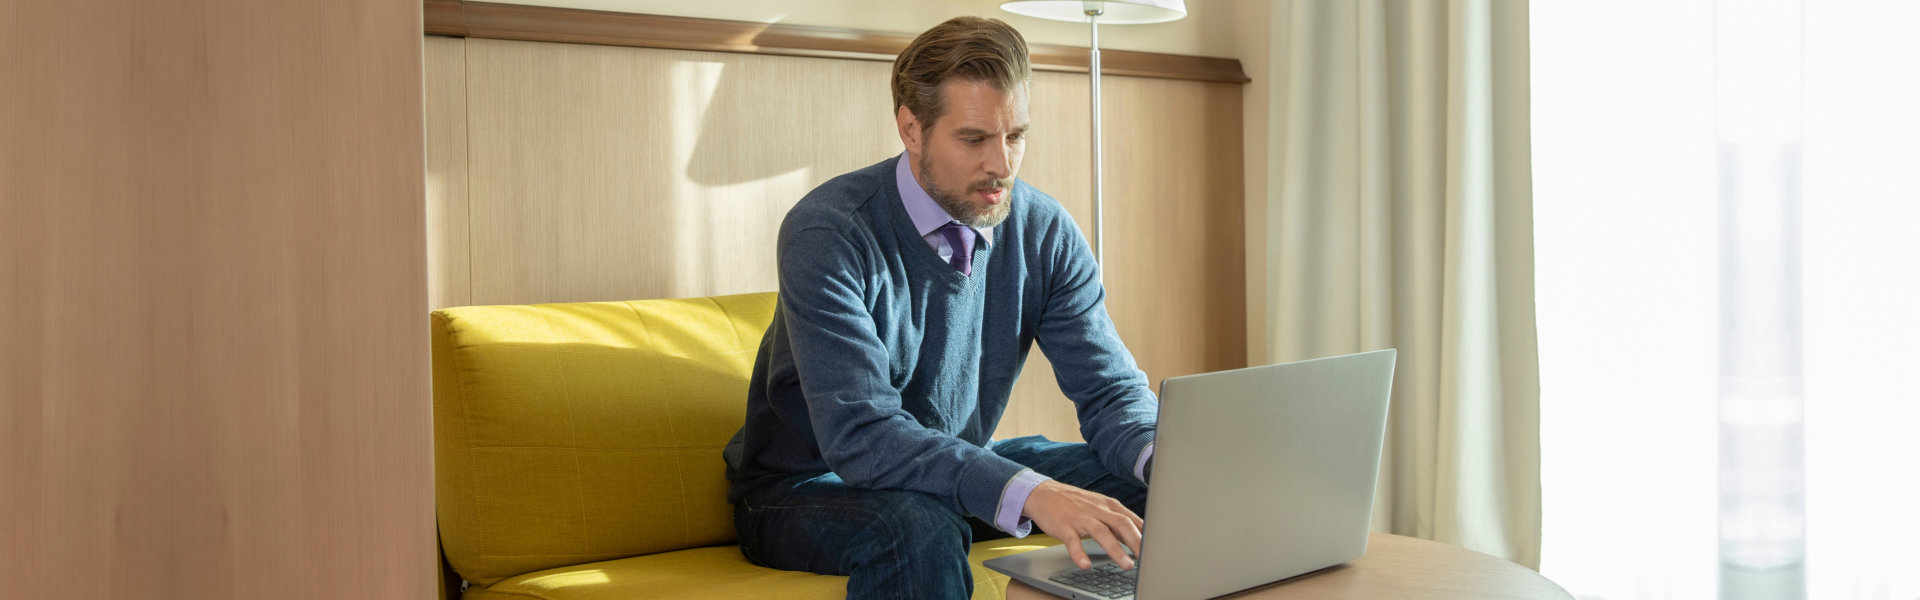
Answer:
[{"xmin": 999, "ymin": 0, "xmax": 1187, "ymax": 25}]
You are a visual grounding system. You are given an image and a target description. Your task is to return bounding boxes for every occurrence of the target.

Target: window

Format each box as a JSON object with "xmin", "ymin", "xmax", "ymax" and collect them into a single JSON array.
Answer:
[{"xmin": 1533, "ymin": 1, "xmax": 1920, "ymax": 598}]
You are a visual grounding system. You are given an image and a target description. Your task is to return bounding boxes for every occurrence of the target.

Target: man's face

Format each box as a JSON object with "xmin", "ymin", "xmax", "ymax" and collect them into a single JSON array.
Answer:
[{"xmin": 897, "ymin": 79, "xmax": 1029, "ymax": 229}]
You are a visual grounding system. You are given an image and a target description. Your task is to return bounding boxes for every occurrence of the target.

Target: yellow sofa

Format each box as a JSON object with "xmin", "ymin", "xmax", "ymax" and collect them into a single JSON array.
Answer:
[{"xmin": 432, "ymin": 292, "xmax": 1062, "ymax": 599}]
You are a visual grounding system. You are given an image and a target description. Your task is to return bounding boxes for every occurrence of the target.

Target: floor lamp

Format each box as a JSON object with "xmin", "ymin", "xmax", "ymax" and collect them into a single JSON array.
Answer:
[{"xmin": 998, "ymin": 0, "xmax": 1187, "ymax": 273}]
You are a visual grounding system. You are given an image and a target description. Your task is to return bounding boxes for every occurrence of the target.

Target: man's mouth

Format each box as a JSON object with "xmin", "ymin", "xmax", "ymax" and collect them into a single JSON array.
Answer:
[{"xmin": 977, "ymin": 188, "xmax": 1005, "ymax": 204}]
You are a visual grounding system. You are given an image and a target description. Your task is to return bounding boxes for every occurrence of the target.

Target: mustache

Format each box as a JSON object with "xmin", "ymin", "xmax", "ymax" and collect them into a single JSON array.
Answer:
[{"xmin": 970, "ymin": 179, "xmax": 1012, "ymax": 192}]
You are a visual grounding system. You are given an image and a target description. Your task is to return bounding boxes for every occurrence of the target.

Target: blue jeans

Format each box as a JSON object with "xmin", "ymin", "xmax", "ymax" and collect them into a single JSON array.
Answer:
[{"xmin": 732, "ymin": 435, "xmax": 1149, "ymax": 600}]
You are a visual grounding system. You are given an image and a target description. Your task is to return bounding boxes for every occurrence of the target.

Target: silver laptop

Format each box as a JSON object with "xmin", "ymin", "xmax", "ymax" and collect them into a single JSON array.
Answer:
[{"xmin": 983, "ymin": 349, "xmax": 1396, "ymax": 600}]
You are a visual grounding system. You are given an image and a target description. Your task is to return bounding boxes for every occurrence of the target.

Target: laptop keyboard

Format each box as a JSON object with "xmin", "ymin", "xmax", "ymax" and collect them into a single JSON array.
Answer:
[{"xmin": 1047, "ymin": 563, "xmax": 1139, "ymax": 599}]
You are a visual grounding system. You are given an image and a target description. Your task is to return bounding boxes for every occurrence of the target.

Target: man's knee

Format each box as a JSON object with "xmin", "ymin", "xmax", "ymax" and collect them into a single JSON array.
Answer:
[
  {"xmin": 737, "ymin": 485, "xmax": 974, "ymax": 579},
  {"xmin": 864, "ymin": 490, "xmax": 972, "ymax": 552}
]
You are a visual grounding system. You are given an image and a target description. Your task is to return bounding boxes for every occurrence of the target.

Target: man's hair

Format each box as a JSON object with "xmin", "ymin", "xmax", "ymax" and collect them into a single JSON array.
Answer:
[{"xmin": 891, "ymin": 16, "xmax": 1032, "ymax": 130}]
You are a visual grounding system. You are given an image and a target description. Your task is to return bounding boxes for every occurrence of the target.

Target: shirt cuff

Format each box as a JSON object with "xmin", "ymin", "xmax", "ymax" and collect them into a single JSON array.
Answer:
[
  {"xmin": 1134, "ymin": 443, "xmax": 1154, "ymax": 484},
  {"xmin": 997, "ymin": 469, "xmax": 1052, "ymax": 537}
]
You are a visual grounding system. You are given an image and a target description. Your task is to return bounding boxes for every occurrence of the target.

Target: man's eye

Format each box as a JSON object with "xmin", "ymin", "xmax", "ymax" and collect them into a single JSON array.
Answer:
[
  {"xmin": 1008, "ymin": 134, "xmax": 1024, "ymax": 142},
  {"xmin": 964, "ymin": 138, "xmax": 985, "ymax": 145}
]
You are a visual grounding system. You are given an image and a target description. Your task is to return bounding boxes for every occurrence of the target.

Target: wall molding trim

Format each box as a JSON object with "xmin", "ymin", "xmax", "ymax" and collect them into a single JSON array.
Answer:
[{"xmin": 423, "ymin": 0, "xmax": 1250, "ymax": 84}]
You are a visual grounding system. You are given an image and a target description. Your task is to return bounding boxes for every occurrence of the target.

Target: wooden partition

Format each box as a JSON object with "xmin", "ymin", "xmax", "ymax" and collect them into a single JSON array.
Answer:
[
  {"xmin": 1, "ymin": 2, "xmax": 431, "ymax": 598},
  {"xmin": 425, "ymin": 17, "xmax": 1245, "ymax": 442}
]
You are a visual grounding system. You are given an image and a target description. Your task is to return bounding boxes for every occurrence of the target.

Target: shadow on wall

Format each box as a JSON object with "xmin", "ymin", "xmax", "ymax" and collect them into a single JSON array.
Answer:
[
  {"xmin": 683, "ymin": 55, "xmax": 901, "ymax": 188},
  {"xmin": 470, "ymin": 38, "xmax": 903, "ymax": 304},
  {"xmin": 667, "ymin": 51, "xmax": 903, "ymax": 298}
]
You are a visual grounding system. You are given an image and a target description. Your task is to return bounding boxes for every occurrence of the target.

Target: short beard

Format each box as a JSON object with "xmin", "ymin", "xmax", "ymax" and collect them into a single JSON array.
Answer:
[{"xmin": 919, "ymin": 146, "xmax": 1012, "ymax": 229}]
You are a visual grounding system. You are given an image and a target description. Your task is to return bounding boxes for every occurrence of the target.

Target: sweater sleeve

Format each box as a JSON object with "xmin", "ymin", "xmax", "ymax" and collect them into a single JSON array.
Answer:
[
  {"xmin": 778, "ymin": 225, "xmax": 1030, "ymax": 522},
  {"xmin": 1034, "ymin": 216, "xmax": 1158, "ymax": 487}
]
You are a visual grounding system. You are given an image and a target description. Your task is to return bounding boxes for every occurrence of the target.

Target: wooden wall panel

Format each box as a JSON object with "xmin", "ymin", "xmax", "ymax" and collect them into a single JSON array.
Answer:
[
  {"xmin": 427, "ymin": 36, "xmax": 473, "ymax": 310},
  {"xmin": 432, "ymin": 36, "xmax": 1243, "ymax": 442},
  {"xmin": 463, "ymin": 37, "xmax": 900, "ymax": 304},
  {"xmin": 1103, "ymin": 75, "xmax": 1249, "ymax": 396},
  {"xmin": 1, "ymin": 3, "xmax": 432, "ymax": 599}
]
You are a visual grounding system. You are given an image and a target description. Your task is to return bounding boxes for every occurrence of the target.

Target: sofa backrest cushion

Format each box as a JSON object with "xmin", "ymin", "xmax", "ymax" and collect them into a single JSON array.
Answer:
[{"xmin": 431, "ymin": 292, "xmax": 776, "ymax": 586}]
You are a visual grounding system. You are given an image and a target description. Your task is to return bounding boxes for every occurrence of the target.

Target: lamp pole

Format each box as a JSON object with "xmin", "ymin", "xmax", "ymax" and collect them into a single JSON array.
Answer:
[{"xmin": 1087, "ymin": 4, "xmax": 1105, "ymax": 273}]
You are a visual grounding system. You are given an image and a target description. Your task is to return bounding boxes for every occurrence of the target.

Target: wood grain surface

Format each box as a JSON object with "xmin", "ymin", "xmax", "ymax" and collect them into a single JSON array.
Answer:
[
  {"xmin": 427, "ymin": 35, "xmax": 474, "ymax": 311},
  {"xmin": 1, "ymin": 2, "xmax": 433, "ymax": 598}
]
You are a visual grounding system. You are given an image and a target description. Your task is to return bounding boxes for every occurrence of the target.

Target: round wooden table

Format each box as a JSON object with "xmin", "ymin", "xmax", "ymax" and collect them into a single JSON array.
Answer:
[{"xmin": 1004, "ymin": 533, "xmax": 1572, "ymax": 599}]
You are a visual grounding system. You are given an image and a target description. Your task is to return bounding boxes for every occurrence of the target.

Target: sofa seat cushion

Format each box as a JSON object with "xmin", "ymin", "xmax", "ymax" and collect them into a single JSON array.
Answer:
[{"xmin": 464, "ymin": 535, "xmax": 1065, "ymax": 600}]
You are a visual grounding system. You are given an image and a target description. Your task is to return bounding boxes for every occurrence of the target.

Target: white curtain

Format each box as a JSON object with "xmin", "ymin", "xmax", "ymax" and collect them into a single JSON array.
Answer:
[
  {"xmin": 1534, "ymin": 1, "xmax": 1920, "ymax": 598},
  {"xmin": 1257, "ymin": 0, "xmax": 1540, "ymax": 567}
]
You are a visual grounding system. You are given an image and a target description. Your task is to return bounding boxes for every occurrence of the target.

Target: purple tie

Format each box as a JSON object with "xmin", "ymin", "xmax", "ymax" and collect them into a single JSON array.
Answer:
[{"xmin": 936, "ymin": 222, "xmax": 975, "ymax": 275}]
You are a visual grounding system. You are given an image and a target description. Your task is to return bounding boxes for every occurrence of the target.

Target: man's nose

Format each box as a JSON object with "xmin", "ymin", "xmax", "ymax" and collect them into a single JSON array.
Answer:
[{"xmin": 984, "ymin": 141, "xmax": 1012, "ymax": 180}]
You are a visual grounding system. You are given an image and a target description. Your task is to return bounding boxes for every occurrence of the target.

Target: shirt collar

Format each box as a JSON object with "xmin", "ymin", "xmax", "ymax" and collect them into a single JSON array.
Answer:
[{"xmin": 895, "ymin": 152, "xmax": 993, "ymax": 245}]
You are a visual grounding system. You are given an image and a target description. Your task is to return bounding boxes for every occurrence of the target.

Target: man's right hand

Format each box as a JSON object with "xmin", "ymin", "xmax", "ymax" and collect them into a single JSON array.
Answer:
[{"xmin": 1022, "ymin": 479, "xmax": 1144, "ymax": 571}]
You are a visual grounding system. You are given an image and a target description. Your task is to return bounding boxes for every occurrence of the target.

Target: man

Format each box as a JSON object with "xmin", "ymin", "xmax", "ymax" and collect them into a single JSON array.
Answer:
[{"xmin": 723, "ymin": 16, "xmax": 1159, "ymax": 600}]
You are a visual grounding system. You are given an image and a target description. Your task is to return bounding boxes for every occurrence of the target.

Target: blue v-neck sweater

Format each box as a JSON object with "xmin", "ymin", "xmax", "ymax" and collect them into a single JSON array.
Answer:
[{"xmin": 725, "ymin": 156, "xmax": 1158, "ymax": 524}]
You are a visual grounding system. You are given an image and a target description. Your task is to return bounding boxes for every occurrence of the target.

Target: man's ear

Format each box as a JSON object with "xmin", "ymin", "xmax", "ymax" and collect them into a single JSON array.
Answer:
[{"xmin": 896, "ymin": 105, "xmax": 922, "ymax": 150}]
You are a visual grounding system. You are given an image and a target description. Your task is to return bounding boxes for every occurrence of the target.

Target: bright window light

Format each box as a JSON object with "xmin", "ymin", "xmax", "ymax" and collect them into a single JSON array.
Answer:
[{"xmin": 1533, "ymin": 1, "xmax": 1920, "ymax": 599}]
